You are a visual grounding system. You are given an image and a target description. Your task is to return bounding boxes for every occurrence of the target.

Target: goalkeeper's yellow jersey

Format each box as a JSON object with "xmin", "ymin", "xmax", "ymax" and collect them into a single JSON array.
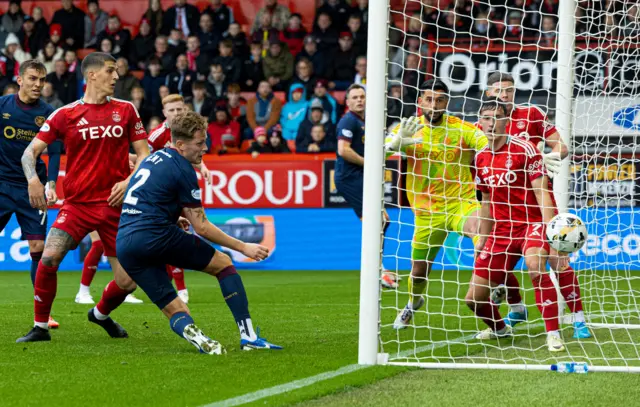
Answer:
[{"xmin": 388, "ymin": 114, "xmax": 488, "ymax": 215}]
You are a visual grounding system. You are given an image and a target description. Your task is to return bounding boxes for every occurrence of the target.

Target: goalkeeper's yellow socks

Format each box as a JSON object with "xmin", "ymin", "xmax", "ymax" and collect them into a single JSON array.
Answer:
[{"xmin": 408, "ymin": 275, "xmax": 427, "ymax": 309}]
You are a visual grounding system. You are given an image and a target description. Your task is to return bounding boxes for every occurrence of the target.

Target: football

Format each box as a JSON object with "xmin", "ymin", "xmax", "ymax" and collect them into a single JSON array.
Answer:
[{"xmin": 546, "ymin": 213, "xmax": 588, "ymax": 253}]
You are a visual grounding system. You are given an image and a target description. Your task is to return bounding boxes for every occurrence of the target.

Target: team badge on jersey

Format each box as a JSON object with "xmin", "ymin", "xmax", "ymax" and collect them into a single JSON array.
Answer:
[
  {"xmin": 35, "ymin": 116, "xmax": 46, "ymax": 127},
  {"xmin": 505, "ymin": 156, "xmax": 513, "ymax": 169},
  {"xmin": 112, "ymin": 111, "xmax": 121, "ymax": 122},
  {"xmin": 516, "ymin": 121, "xmax": 526, "ymax": 129}
]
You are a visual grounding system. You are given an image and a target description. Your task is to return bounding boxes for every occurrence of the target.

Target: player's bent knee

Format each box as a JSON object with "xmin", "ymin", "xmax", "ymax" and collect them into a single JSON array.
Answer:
[
  {"xmin": 28, "ymin": 240, "xmax": 45, "ymax": 253},
  {"xmin": 202, "ymin": 251, "xmax": 233, "ymax": 276},
  {"xmin": 41, "ymin": 251, "xmax": 65, "ymax": 267},
  {"xmin": 162, "ymin": 297, "xmax": 189, "ymax": 318}
]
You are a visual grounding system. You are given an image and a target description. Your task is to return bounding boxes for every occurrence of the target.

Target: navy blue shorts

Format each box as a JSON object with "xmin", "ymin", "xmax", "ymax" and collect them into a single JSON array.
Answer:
[
  {"xmin": 116, "ymin": 226, "xmax": 216, "ymax": 309},
  {"xmin": 334, "ymin": 175, "xmax": 364, "ymax": 218},
  {"xmin": 0, "ymin": 182, "xmax": 46, "ymax": 240}
]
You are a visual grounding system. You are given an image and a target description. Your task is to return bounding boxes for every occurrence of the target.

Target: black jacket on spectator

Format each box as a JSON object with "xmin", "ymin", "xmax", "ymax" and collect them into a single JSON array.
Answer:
[
  {"xmin": 129, "ymin": 33, "xmax": 155, "ymax": 68},
  {"xmin": 351, "ymin": 30, "xmax": 367, "ymax": 57},
  {"xmin": 168, "ymin": 41, "xmax": 187, "ymax": 58},
  {"xmin": 315, "ymin": 1, "xmax": 351, "ymax": 30},
  {"xmin": 199, "ymin": 31, "xmax": 221, "ymax": 55},
  {"xmin": 141, "ymin": 73, "xmax": 166, "ymax": 110},
  {"xmin": 241, "ymin": 57, "xmax": 264, "ymax": 91},
  {"xmin": 51, "ymin": 6, "xmax": 85, "ymax": 50},
  {"xmin": 33, "ymin": 18, "xmax": 49, "ymax": 51},
  {"xmin": 114, "ymin": 74, "xmax": 140, "ymax": 101},
  {"xmin": 192, "ymin": 96, "xmax": 215, "ymax": 118},
  {"xmin": 149, "ymin": 53, "xmax": 176, "ymax": 76},
  {"xmin": 205, "ymin": 75, "xmax": 229, "ymax": 101},
  {"xmin": 161, "ymin": 5, "xmax": 200, "ymax": 36},
  {"xmin": 296, "ymin": 118, "xmax": 335, "ymax": 152},
  {"xmin": 205, "ymin": 4, "xmax": 232, "ymax": 36},
  {"xmin": 133, "ymin": 99, "xmax": 154, "ymax": 125},
  {"xmin": 166, "ymin": 69, "xmax": 196, "ymax": 98},
  {"xmin": 328, "ymin": 49, "xmax": 355, "ymax": 82},
  {"xmin": 212, "ymin": 55, "xmax": 242, "ymax": 85},
  {"xmin": 17, "ymin": 29, "xmax": 41, "ymax": 57},
  {"xmin": 97, "ymin": 28, "xmax": 132, "ymax": 60},
  {"xmin": 311, "ymin": 27, "xmax": 339, "ymax": 53},
  {"xmin": 296, "ymin": 49, "xmax": 328, "ymax": 79},
  {"xmin": 46, "ymin": 71, "xmax": 78, "ymax": 105},
  {"xmin": 225, "ymin": 32, "xmax": 249, "ymax": 61},
  {"xmin": 247, "ymin": 140, "xmax": 291, "ymax": 154}
]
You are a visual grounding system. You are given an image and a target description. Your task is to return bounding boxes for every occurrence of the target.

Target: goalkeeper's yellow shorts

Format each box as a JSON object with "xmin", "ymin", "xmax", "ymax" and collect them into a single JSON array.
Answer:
[{"xmin": 411, "ymin": 200, "xmax": 481, "ymax": 261}]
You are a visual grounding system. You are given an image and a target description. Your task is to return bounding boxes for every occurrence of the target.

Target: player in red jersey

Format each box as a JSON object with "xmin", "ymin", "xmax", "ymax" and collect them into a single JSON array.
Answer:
[
  {"xmin": 147, "ymin": 94, "xmax": 214, "ymax": 304},
  {"xmin": 484, "ymin": 72, "xmax": 590, "ymax": 339},
  {"xmin": 470, "ymin": 98, "xmax": 565, "ymax": 352},
  {"xmin": 17, "ymin": 52, "xmax": 150, "ymax": 342}
]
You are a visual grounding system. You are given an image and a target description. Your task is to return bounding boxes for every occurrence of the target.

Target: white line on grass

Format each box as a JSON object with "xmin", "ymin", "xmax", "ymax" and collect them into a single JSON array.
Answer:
[{"xmin": 202, "ymin": 308, "xmax": 638, "ymax": 407}]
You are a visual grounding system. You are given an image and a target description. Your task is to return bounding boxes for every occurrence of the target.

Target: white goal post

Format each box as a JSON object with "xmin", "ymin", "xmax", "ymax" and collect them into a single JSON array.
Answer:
[{"xmin": 359, "ymin": 0, "xmax": 640, "ymax": 371}]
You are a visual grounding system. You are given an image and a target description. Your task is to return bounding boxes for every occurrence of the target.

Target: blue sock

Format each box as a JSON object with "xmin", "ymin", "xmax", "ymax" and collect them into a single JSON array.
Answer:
[
  {"xmin": 169, "ymin": 312, "xmax": 194, "ymax": 339},
  {"xmin": 30, "ymin": 252, "xmax": 42, "ymax": 287},
  {"xmin": 217, "ymin": 266, "xmax": 253, "ymax": 337}
]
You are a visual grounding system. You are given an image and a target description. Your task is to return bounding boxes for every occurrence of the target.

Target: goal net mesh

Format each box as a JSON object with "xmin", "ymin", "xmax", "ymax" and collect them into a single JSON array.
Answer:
[{"xmin": 379, "ymin": 0, "xmax": 640, "ymax": 368}]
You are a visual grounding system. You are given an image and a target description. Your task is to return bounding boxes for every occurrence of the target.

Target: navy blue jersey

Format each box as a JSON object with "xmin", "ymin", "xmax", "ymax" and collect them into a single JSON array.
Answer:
[
  {"xmin": 335, "ymin": 111, "xmax": 365, "ymax": 179},
  {"xmin": 118, "ymin": 148, "xmax": 202, "ymax": 235},
  {"xmin": 0, "ymin": 94, "xmax": 54, "ymax": 185}
]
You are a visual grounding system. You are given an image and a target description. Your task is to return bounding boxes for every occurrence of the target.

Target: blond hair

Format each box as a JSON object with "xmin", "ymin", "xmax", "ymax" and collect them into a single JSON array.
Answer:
[
  {"xmin": 162, "ymin": 94, "xmax": 184, "ymax": 106},
  {"xmin": 170, "ymin": 110, "xmax": 207, "ymax": 142}
]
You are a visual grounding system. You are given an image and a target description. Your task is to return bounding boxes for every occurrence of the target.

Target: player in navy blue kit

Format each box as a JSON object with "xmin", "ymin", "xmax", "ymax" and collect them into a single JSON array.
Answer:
[
  {"xmin": 0, "ymin": 60, "xmax": 62, "ymax": 327},
  {"xmin": 334, "ymin": 84, "xmax": 398, "ymax": 289},
  {"xmin": 117, "ymin": 111, "xmax": 282, "ymax": 354}
]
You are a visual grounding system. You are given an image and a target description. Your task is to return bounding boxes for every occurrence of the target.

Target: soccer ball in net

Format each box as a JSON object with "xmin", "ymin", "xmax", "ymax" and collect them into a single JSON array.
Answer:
[{"xmin": 546, "ymin": 213, "xmax": 588, "ymax": 253}]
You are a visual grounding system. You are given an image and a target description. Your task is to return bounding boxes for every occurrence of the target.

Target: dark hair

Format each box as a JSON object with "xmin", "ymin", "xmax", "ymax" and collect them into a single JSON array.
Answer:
[
  {"xmin": 171, "ymin": 110, "xmax": 207, "ymax": 142},
  {"xmin": 478, "ymin": 97, "xmax": 508, "ymax": 116},
  {"xmin": 346, "ymin": 83, "xmax": 365, "ymax": 98},
  {"xmin": 108, "ymin": 14, "xmax": 120, "ymax": 21},
  {"xmin": 420, "ymin": 78, "xmax": 449, "ymax": 95},
  {"xmin": 192, "ymin": 80, "xmax": 206, "ymax": 90},
  {"xmin": 81, "ymin": 52, "xmax": 116, "ymax": 77},
  {"xmin": 220, "ymin": 39, "xmax": 232, "ymax": 48},
  {"xmin": 348, "ymin": 14, "xmax": 362, "ymax": 21},
  {"xmin": 486, "ymin": 71, "xmax": 515, "ymax": 87},
  {"xmin": 19, "ymin": 59, "xmax": 47, "ymax": 76}
]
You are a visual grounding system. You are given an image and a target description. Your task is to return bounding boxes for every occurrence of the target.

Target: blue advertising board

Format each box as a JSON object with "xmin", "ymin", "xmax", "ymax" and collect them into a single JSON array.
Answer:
[{"xmin": 0, "ymin": 208, "xmax": 638, "ymax": 272}]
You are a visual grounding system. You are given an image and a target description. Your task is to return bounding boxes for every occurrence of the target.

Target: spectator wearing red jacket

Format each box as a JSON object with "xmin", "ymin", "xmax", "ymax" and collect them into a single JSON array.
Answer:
[
  {"xmin": 208, "ymin": 103, "xmax": 241, "ymax": 154},
  {"xmin": 281, "ymin": 13, "xmax": 307, "ymax": 57}
]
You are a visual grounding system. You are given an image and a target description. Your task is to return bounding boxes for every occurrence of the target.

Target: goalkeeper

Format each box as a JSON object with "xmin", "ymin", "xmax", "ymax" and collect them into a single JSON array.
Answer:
[{"xmin": 386, "ymin": 79, "xmax": 488, "ymax": 330}]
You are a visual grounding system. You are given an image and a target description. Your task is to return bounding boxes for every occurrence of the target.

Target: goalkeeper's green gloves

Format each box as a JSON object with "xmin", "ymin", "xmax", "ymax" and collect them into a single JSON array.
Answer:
[
  {"xmin": 536, "ymin": 141, "xmax": 562, "ymax": 178},
  {"xmin": 384, "ymin": 116, "xmax": 425, "ymax": 152}
]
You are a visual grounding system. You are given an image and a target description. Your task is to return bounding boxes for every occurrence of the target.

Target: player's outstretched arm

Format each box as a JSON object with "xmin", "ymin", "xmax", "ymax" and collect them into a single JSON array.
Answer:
[
  {"xmin": 22, "ymin": 138, "xmax": 49, "ymax": 211},
  {"xmin": 531, "ymin": 176, "xmax": 557, "ymax": 224},
  {"xmin": 182, "ymin": 206, "xmax": 269, "ymax": 261},
  {"xmin": 108, "ymin": 140, "xmax": 151, "ymax": 207}
]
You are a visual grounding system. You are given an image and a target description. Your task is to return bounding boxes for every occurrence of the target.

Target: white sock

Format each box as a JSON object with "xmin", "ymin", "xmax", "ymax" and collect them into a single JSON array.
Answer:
[
  {"xmin": 78, "ymin": 284, "xmax": 91, "ymax": 296},
  {"xmin": 547, "ymin": 330, "xmax": 561, "ymax": 338},
  {"xmin": 93, "ymin": 307, "xmax": 109, "ymax": 321},
  {"xmin": 509, "ymin": 303, "xmax": 526, "ymax": 314},
  {"xmin": 34, "ymin": 321, "xmax": 49, "ymax": 330},
  {"xmin": 238, "ymin": 318, "xmax": 257, "ymax": 341},
  {"xmin": 574, "ymin": 310, "xmax": 586, "ymax": 323},
  {"xmin": 178, "ymin": 289, "xmax": 188, "ymax": 294}
]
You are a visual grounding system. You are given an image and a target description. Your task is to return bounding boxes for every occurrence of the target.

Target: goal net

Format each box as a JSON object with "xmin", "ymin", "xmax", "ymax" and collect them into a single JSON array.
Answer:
[{"xmin": 360, "ymin": 0, "xmax": 640, "ymax": 371}]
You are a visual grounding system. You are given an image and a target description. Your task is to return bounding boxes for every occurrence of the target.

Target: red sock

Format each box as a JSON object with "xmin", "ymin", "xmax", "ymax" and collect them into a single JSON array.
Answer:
[
  {"xmin": 557, "ymin": 267, "xmax": 583, "ymax": 313},
  {"xmin": 81, "ymin": 240, "xmax": 104, "ymax": 286},
  {"xmin": 172, "ymin": 267, "xmax": 186, "ymax": 291},
  {"xmin": 34, "ymin": 263, "xmax": 58, "ymax": 323},
  {"xmin": 469, "ymin": 301, "xmax": 505, "ymax": 331},
  {"xmin": 166, "ymin": 265, "xmax": 174, "ymax": 281},
  {"xmin": 504, "ymin": 272, "xmax": 523, "ymax": 304},
  {"xmin": 96, "ymin": 280, "xmax": 131, "ymax": 316},
  {"xmin": 532, "ymin": 274, "xmax": 559, "ymax": 332}
]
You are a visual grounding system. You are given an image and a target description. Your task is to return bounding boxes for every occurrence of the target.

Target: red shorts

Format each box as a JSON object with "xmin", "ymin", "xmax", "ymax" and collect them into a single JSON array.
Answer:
[
  {"xmin": 474, "ymin": 223, "xmax": 550, "ymax": 284},
  {"xmin": 52, "ymin": 203, "xmax": 121, "ymax": 257}
]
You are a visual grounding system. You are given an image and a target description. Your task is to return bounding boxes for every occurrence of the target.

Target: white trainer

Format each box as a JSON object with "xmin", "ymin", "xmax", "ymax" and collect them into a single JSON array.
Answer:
[
  {"xmin": 475, "ymin": 325, "xmax": 512, "ymax": 340},
  {"xmin": 547, "ymin": 334, "xmax": 565, "ymax": 352},
  {"xmin": 381, "ymin": 272, "xmax": 398, "ymax": 289},
  {"xmin": 178, "ymin": 289, "xmax": 189, "ymax": 304},
  {"xmin": 124, "ymin": 294, "xmax": 143, "ymax": 304},
  {"xmin": 75, "ymin": 292, "xmax": 95, "ymax": 304},
  {"xmin": 393, "ymin": 296, "xmax": 425, "ymax": 330},
  {"xmin": 183, "ymin": 324, "xmax": 225, "ymax": 355}
]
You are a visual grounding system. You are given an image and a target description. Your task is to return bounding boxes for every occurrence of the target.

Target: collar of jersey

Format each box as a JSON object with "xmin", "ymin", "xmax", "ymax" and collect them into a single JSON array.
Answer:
[{"xmin": 79, "ymin": 96, "xmax": 112, "ymax": 105}]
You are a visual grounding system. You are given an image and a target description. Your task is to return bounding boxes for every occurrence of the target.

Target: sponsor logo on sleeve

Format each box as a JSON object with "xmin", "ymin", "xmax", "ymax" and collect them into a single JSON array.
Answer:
[
  {"xmin": 41, "ymin": 123, "xmax": 50, "ymax": 132},
  {"xmin": 191, "ymin": 189, "xmax": 202, "ymax": 200},
  {"xmin": 341, "ymin": 129, "xmax": 353, "ymax": 139}
]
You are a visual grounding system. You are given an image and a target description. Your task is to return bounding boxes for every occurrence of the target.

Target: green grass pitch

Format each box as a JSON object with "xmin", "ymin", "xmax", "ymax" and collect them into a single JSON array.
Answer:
[{"xmin": 1, "ymin": 270, "xmax": 640, "ymax": 407}]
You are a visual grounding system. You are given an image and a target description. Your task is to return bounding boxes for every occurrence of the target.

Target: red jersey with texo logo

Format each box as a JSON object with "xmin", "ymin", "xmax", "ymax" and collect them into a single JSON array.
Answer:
[
  {"xmin": 36, "ymin": 97, "xmax": 148, "ymax": 205},
  {"xmin": 475, "ymin": 137, "xmax": 547, "ymax": 235}
]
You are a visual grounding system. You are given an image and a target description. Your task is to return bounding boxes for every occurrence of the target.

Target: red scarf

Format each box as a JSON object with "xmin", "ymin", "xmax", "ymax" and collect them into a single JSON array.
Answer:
[{"xmin": 186, "ymin": 50, "xmax": 199, "ymax": 72}]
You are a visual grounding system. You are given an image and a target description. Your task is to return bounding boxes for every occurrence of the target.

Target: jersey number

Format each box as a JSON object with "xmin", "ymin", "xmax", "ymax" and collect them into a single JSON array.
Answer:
[{"xmin": 124, "ymin": 168, "xmax": 151, "ymax": 206}]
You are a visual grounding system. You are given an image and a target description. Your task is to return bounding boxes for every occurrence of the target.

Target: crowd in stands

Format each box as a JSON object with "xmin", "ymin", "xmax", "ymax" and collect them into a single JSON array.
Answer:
[{"xmin": 0, "ymin": 0, "xmax": 635, "ymax": 155}]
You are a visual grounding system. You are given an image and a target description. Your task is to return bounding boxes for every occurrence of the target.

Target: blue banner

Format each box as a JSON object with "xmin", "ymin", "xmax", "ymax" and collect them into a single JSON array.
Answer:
[{"xmin": 0, "ymin": 208, "xmax": 638, "ymax": 271}]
